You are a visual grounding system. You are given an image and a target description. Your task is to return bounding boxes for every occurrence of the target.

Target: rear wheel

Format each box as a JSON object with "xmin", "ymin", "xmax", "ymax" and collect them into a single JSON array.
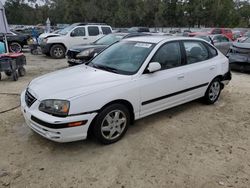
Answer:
[
  {"xmin": 50, "ymin": 44, "xmax": 65, "ymax": 59},
  {"xmin": 93, "ymin": 104, "xmax": 130, "ymax": 144},
  {"xmin": 9, "ymin": 42, "xmax": 22, "ymax": 53},
  {"xmin": 204, "ymin": 78, "xmax": 221, "ymax": 104}
]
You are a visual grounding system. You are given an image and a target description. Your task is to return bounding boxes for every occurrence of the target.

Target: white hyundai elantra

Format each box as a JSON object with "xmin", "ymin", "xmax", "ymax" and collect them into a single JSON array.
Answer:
[{"xmin": 21, "ymin": 36, "xmax": 231, "ymax": 144}]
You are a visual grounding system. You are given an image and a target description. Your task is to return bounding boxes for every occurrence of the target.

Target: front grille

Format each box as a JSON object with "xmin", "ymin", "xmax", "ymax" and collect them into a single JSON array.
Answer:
[{"xmin": 25, "ymin": 90, "xmax": 37, "ymax": 107}]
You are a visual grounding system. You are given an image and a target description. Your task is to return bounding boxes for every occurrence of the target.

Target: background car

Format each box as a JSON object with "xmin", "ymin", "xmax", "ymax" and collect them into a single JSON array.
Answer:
[
  {"xmin": 0, "ymin": 31, "xmax": 30, "ymax": 53},
  {"xmin": 227, "ymin": 37, "xmax": 250, "ymax": 72},
  {"xmin": 195, "ymin": 34, "xmax": 232, "ymax": 55},
  {"xmin": 40, "ymin": 23, "xmax": 112, "ymax": 59},
  {"xmin": 210, "ymin": 28, "xmax": 233, "ymax": 40},
  {"xmin": 66, "ymin": 32, "xmax": 151, "ymax": 66},
  {"xmin": 237, "ymin": 31, "xmax": 250, "ymax": 42},
  {"xmin": 128, "ymin": 27, "xmax": 150, "ymax": 33}
]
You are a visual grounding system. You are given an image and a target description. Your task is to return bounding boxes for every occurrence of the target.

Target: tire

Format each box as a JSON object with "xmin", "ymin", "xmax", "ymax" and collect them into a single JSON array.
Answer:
[
  {"xmin": 50, "ymin": 44, "xmax": 65, "ymax": 59},
  {"xmin": 203, "ymin": 78, "xmax": 222, "ymax": 104},
  {"xmin": 9, "ymin": 42, "xmax": 22, "ymax": 53},
  {"xmin": 0, "ymin": 73, "xmax": 2, "ymax": 81},
  {"xmin": 93, "ymin": 104, "xmax": 130, "ymax": 144},
  {"xmin": 12, "ymin": 71, "xmax": 18, "ymax": 81},
  {"xmin": 18, "ymin": 67, "xmax": 26, "ymax": 77}
]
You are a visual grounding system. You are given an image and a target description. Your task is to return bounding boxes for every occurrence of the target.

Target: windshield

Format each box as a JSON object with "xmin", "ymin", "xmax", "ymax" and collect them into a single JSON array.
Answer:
[
  {"xmin": 88, "ymin": 41, "xmax": 155, "ymax": 75},
  {"xmin": 58, "ymin": 24, "xmax": 78, "ymax": 35},
  {"xmin": 94, "ymin": 34, "xmax": 124, "ymax": 45}
]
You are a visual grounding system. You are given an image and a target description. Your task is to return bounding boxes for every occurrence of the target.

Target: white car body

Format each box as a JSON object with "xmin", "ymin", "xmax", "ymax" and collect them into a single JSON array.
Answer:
[{"xmin": 21, "ymin": 36, "xmax": 231, "ymax": 143}]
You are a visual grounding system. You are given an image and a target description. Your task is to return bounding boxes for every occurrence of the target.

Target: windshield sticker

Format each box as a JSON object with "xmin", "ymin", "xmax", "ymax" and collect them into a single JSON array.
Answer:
[{"xmin": 135, "ymin": 43, "xmax": 152, "ymax": 48}]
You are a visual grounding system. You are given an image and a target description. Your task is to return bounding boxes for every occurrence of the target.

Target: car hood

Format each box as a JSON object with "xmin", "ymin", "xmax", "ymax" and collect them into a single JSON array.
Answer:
[
  {"xmin": 39, "ymin": 33, "xmax": 60, "ymax": 39},
  {"xmin": 28, "ymin": 65, "xmax": 131, "ymax": 101},
  {"xmin": 232, "ymin": 42, "xmax": 250, "ymax": 50},
  {"xmin": 69, "ymin": 44, "xmax": 107, "ymax": 51}
]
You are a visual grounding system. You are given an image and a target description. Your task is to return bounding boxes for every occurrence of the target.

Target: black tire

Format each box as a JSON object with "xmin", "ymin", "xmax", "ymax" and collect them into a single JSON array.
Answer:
[
  {"xmin": 9, "ymin": 42, "xmax": 22, "ymax": 53},
  {"xmin": 5, "ymin": 70, "xmax": 12, "ymax": 77},
  {"xmin": 93, "ymin": 104, "xmax": 130, "ymax": 144},
  {"xmin": 50, "ymin": 44, "xmax": 65, "ymax": 59},
  {"xmin": 0, "ymin": 73, "xmax": 2, "ymax": 81},
  {"xmin": 18, "ymin": 67, "xmax": 26, "ymax": 77},
  {"xmin": 203, "ymin": 78, "xmax": 222, "ymax": 104},
  {"xmin": 12, "ymin": 71, "xmax": 18, "ymax": 81}
]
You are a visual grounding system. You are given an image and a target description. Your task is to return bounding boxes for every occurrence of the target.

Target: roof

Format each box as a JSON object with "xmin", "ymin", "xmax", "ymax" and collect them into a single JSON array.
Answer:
[{"xmin": 124, "ymin": 36, "xmax": 200, "ymax": 44}]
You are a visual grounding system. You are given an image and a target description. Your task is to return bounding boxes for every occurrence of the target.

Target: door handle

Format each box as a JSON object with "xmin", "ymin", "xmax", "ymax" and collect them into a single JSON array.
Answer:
[
  {"xmin": 83, "ymin": 38, "xmax": 88, "ymax": 40},
  {"xmin": 177, "ymin": 75, "xmax": 185, "ymax": 80}
]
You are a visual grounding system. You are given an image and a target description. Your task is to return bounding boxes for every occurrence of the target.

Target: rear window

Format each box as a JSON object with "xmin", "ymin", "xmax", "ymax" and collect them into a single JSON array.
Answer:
[
  {"xmin": 88, "ymin": 26, "xmax": 100, "ymax": 36},
  {"xmin": 101, "ymin": 27, "xmax": 112, "ymax": 34}
]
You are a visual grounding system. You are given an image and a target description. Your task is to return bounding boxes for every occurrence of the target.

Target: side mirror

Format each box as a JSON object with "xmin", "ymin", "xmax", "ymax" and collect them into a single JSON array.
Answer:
[
  {"xmin": 93, "ymin": 53, "xmax": 98, "ymax": 57},
  {"xmin": 147, "ymin": 62, "xmax": 161, "ymax": 73}
]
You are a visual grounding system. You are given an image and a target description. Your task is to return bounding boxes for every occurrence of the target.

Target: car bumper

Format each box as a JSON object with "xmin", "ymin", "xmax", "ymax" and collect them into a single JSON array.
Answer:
[
  {"xmin": 221, "ymin": 71, "xmax": 232, "ymax": 85},
  {"xmin": 66, "ymin": 57, "xmax": 85, "ymax": 65},
  {"xmin": 40, "ymin": 43, "xmax": 52, "ymax": 54},
  {"xmin": 20, "ymin": 91, "xmax": 97, "ymax": 143},
  {"xmin": 228, "ymin": 53, "xmax": 250, "ymax": 64},
  {"xmin": 230, "ymin": 63, "xmax": 250, "ymax": 72}
]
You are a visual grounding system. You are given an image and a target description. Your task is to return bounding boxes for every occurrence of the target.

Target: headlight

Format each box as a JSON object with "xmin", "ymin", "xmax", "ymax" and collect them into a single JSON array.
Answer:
[
  {"xmin": 76, "ymin": 48, "xmax": 95, "ymax": 58},
  {"xmin": 39, "ymin": 99, "xmax": 70, "ymax": 117}
]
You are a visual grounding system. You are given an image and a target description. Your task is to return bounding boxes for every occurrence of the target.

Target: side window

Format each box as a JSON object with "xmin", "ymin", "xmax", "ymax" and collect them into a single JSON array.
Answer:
[
  {"xmin": 71, "ymin": 27, "xmax": 85, "ymax": 37},
  {"xmin": 88, "ymin": 26, "xmax": 100, "ymax": 36},
  {"xmin": 101, "ymin": 27, "xmax": 112, "ymax": 34},
  {"xmin": 151, "ymin": 42, "xmax": 182, "ymax": 70},
  {"xmin": 183, "ymin": 41, "xmax": 209, "ymax": 64},
  {"xmin": 205, "ymin": 43, "xmax": 218, "ymax": 58}
]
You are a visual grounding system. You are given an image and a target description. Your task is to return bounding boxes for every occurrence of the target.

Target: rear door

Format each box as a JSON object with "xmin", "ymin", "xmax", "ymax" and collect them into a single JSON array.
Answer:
[
  {"xmin": 181, "ymin": 40, "xmax": 218, "ymax": 99},
  {"xmin": 87, "ymin": 26, "xmax": 103, "ymax": 43}
]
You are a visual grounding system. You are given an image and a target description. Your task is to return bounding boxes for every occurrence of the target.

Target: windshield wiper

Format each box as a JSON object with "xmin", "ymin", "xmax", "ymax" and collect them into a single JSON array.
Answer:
[{"xmin": 92, "ymin": 64, "xmax": 118, "ymax": 73}]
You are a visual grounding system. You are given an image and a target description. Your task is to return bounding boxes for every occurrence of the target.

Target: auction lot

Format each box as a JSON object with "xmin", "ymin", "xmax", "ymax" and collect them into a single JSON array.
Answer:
[{"xmin": 0, "ymin": 53, "xmax": 250, "ymax": 188}]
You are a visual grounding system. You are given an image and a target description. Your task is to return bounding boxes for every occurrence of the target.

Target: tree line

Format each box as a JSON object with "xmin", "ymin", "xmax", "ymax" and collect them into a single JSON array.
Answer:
[{"xmin": 4, "ymin": 0, "xmax": 250, "ymax": 28}]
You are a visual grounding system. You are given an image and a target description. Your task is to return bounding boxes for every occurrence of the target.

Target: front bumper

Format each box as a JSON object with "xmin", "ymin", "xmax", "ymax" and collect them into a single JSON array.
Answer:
[
  {"xmin": 21, "ymin": 91, "xmax": 97, "ymax": 143},
  {"xmin": 40, "ymin": 43, "xmax": 52, "ymax": 54}
]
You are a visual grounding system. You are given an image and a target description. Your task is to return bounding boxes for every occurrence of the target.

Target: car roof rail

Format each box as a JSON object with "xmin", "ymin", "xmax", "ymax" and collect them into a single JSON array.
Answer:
[{"xmin": 77, "ymin": 22, "xmax": 108, "ymax": 26}]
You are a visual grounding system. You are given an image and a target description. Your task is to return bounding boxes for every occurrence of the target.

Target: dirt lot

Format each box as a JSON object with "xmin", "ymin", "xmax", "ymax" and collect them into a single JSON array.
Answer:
[{"xmin": 0, "ymin": 52, "xmax": 250, "ymax": 188}]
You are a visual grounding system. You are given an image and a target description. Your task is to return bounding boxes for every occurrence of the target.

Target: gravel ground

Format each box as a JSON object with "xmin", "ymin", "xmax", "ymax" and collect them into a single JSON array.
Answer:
[{"xmin": 0, "ymin": 52, "xmax": 250, "ymax": 188}]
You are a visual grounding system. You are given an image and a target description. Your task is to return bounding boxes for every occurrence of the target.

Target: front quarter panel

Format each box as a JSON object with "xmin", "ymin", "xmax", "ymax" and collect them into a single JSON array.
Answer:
[{"xmin": 69, "ymin": 79, "xmax": 140, "ymax": 119}]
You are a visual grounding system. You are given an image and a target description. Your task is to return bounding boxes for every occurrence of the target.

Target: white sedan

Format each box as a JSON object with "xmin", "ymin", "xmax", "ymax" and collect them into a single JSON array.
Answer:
[{"xmin": 21, "ymin": 36, "xmax": 231, "ymax": 144}]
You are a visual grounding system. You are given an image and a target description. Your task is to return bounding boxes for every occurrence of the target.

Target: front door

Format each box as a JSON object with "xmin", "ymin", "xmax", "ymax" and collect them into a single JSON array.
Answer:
[{"xmin": 139, "ymin": 42, "xmax": 186, "ymax": 118}]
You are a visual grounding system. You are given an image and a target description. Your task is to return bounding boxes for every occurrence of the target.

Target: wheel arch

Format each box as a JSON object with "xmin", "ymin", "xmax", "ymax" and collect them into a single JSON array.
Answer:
[
  {"xmin": 50, "ymin": 43, "xmax": 67, "ymax": 52},
  {"xmin": 212, "ymin": 75, "xmax": 224, "ymax": 89},
  {"xmin": 87, "ymin": 99, "xmax": 135, "ymax": 137}
]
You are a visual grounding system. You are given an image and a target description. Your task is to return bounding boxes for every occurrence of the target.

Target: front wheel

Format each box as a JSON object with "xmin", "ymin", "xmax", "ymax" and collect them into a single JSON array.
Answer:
[
  {"xmin": 93, "ymin": 104, "xmax": 130, "ymax": 144},
  {"xmin": 9, "ymin": 42, "xmax": 22, "ymax": 53},
  {"xmin": 204, "ymin": 78, "xmax": 222, "ymax": 104},
  {"xmin": 50, "ymin": 44, "xmax": 65, "ymax": 59}
]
